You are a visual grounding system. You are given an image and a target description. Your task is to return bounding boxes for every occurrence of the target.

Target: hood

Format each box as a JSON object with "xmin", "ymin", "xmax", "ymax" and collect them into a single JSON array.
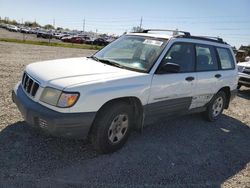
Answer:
[
  {"xmin": 25, "ymin": 57, "xmax": 143, "ymax": 89},
  {"xmin": 238, "ymin": 61, "xmax": 250, "ymax": 67}
]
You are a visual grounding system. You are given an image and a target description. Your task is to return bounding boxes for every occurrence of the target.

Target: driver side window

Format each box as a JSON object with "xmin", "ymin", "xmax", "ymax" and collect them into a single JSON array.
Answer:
[{"xmin": 161, "ymin": 43, "xmax": 195, "ymax": 73}]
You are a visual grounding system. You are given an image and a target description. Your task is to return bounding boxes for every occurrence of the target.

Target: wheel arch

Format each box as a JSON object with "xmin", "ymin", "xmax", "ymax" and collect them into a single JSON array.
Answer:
[
  {"xmin": 88, "ymin": 96, "xmax": 144, "ymax": 136},
  {"xmin": 217, "ymin": 86, "xmax": 231, "ymax": 109}
]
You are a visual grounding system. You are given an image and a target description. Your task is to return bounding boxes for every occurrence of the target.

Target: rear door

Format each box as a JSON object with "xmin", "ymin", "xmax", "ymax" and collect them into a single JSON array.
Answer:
[
  {"xmin": 190, "ymin": 44, "xmax": 221, "ymax": 109},
  {"xmin": 146, "ymin": 42, "xmax": 196, "ymax": 119}
]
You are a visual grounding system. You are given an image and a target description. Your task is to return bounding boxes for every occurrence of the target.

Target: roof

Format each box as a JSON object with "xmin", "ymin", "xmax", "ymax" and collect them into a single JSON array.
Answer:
[{"xmin": 128, "ymin": 29, "xmax": 228, "ymax": 45}]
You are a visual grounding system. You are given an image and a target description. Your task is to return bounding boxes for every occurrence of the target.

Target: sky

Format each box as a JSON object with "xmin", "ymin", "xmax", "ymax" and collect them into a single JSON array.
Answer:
[{"xmin": 0, "ymin": 0, "xmax": 249, "ymax": 48}]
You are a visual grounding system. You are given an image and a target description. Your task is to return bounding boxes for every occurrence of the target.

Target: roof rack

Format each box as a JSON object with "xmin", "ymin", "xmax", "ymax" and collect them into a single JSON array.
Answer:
[
  {"xmin": 176, "ymin": 35, "xmax": 227, "ymax": 44},
  {"xmin": 140, "ymin": 29, "xmax": 227, "ymax": 44},
  {"xmin": 142, "ymin": 29, "xmax": 191, "ymax": 36}
]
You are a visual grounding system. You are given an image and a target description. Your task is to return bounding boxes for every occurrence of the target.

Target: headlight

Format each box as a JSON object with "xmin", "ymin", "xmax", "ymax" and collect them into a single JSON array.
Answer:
[
  {"xmin": 237, "ymin": 65, "xmax": 244, "ymax": 72},
  {"xmin": 40, "ymin": 87, "xmax": 61, "ymax": 106},
  {"xmin": 40, "ymin": 87, "xmax": 79, "ymax": 108}
]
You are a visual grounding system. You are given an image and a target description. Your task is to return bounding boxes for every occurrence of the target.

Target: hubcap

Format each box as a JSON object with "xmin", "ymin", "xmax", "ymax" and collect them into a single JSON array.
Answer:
[
  {"xmin": 212, "ymin": 96, "xmax": 223, "ymax": 117},
  {"xmin": 108, "ymin": 114, "xmax": 128, "ymax": 144}
]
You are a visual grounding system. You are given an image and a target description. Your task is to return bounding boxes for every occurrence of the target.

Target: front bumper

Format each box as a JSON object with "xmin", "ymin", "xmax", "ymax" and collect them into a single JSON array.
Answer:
[
  {"xmin": 12, "ymin": 84, "xmax": 96, "ymax": 139},
  {"xmin": 238, "ymin": 72, "xmax": 250, "ymax": 87}
]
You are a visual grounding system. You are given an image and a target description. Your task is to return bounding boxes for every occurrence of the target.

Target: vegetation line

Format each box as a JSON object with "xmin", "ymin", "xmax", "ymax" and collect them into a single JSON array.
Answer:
[{"xmin": 0, "ymin": 38, "xmax": 102, "ymax": 50}]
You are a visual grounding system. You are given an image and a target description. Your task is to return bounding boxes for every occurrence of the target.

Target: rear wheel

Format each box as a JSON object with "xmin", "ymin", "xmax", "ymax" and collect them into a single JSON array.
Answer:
[
  {"xmin": 90, "ymin": 102, "xmax": 133, "ymax": 153},
  {"xmin": 204, "ymin": 91, "xmax": 226, "ymax": 122}
]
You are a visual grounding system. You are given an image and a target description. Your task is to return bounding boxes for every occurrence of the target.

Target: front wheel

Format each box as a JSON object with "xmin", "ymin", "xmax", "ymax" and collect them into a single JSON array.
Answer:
[
  {"xmin": 204, "ymin": 91, "xmax": 226, "ymax": 122},
  {"xmin": 90, "ymin": 102, "xmax": 133, "ymax": 154}
]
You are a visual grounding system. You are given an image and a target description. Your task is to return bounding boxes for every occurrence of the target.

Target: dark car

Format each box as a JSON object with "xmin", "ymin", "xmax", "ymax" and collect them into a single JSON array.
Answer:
[
  {"xmin": 84, "ymin": 37, "xmax": 95, "ymax": 45},
  {"xmin": 61, "ymin": 36, "xmax": 86, "ymax": 44},
  {"xmin": 70, "ymin": 36, "xmax": 85, "ymax": 44},
  {"xmin": 93, "ymin": 38, "xmax": 109, "ymax": 46},
  {"xmin": 37, "ymin": 31, "xmax": 53, "ymax": 39}
]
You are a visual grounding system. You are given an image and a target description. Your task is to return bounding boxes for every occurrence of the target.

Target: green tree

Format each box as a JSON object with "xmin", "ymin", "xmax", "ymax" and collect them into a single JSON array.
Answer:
[
  {"xmin": 24, "ymin": 21, "xmax": 41, "ymax": 28},
  {"xmin": 56, "ymin": 27, "xmax": 63, "ymax": 30},
  {"xmin": 131, "ymin": 26, "xmax": 144, "ymax": 32},
  {"xmin": 44, "ymin": 24, "xmax": 54, "ymax": 30}
]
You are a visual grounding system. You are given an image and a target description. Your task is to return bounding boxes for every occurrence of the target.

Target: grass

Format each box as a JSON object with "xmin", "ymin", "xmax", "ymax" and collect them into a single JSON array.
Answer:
[{"xmin": 0, "ymin": 38, "xmax": 103, "ymax": 50}]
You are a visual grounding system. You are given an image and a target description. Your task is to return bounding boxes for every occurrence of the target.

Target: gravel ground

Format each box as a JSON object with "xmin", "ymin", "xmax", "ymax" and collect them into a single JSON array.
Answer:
[{"xmin": 0, "ymin": 41, "xmax": 249, "ymax": 188}]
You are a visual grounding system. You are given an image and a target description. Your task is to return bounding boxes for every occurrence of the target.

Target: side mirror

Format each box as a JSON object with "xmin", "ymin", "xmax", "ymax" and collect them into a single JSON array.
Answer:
[{"xmin": 157, "ymin": 62, "xmax": 180, "ymax": 74}]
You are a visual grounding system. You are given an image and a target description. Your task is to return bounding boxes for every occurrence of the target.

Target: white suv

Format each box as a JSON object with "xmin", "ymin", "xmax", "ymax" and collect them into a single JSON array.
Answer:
[
  {"xmin": 237, "ymin": 57, "xmax": 250, "ymax": 89},
  {"xmin": 12, "ymin": 29, "xmax": 238, "ymax": 153}
]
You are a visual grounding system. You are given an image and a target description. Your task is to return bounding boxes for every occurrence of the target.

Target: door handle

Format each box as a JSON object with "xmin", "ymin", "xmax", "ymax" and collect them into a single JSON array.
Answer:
[
  {"xmin": 185, "ymin": 76, "xmax": 195, "ymax": 82},
  {"xmin": 215, "ymin": 74, "xmax": 222, "ymax": 78}
]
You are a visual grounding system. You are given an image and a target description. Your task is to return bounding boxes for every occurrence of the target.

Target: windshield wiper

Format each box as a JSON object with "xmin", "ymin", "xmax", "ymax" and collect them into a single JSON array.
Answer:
[
  {"xmin": 92, "ymin": 57, "xmax": 124, "ymax": 69},
  {"xmin": 89, "ymin": 56, "xmax": 125, "ymax": 69},
  {"xmin": 88, "ymin": 56, "xmax": 100, "ymax": 62}
]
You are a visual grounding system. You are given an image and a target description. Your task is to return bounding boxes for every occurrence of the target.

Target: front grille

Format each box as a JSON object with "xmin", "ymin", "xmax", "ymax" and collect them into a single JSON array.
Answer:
[
  {"xmin": 22, "ymin": 72, "xmax": 40, "ymax": 97},
  {"xmin": 243, "ymin": 67, "xmax": 250, "ymax": 75}
]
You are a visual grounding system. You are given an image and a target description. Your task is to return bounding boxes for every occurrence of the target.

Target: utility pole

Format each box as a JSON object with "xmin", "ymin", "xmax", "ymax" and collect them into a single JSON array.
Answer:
[
  {"xmin": 53, "ymin": 18, "xmax": 55, "ymax": 28},
  {"xmin": 139, "ymin": 16, "xmax": 143, "ymax": 31},
  {"xmin": 83, "ymin": 18, "xmax": 85, "ymax": 32}
]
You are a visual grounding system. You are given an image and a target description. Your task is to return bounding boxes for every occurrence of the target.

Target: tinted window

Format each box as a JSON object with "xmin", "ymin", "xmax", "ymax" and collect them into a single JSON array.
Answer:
[
  {"xmin": 196, "ymin": 45, "xmax": 218, "ymax": 71},
  {"xmin": 161, "ymin": 43, "xmax": 195, "ymax": 73},
  {"xmin": 216, "ymin": 47, "xmax": 235, "ymax": 69}
]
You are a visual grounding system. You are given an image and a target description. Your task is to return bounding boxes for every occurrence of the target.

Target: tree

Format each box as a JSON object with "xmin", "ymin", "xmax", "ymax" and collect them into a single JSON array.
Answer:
[
  {"xmin": 24, "ymin": 21, "xmax": 40, "ymax": 28},
  {"xmin": 10, "ymin": 19, "xmax": 17, "ymax": 25},
  {"xmin": 44, "ymin": 24, "xmax": 54, "ymax": 30},
  {"xmin": 56, "ymin": 27, "xmax": 63, "ymax": 30},
  {"xmin": 131, "ymin": 26, "xmax": 144, "ymax": 32},
  {"xmin": 239, "ymin": 45, "xmax": 250, "ymax": 56}
]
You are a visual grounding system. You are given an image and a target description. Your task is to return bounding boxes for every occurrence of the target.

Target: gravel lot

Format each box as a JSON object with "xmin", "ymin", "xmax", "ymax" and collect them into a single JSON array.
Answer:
[{"xmin": 0, "ymin": 41, "xmax": 249, "ymax": 188}]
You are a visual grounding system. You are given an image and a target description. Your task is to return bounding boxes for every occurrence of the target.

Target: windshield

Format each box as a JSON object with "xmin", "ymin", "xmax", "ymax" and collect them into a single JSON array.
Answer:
[{"xmin": 93, "ymin": 35, "xmax": 168, "ymax": 72}]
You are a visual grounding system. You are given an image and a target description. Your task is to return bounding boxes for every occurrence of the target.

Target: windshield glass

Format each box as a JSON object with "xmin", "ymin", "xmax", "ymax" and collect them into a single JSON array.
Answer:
[{"xmin": 93, "ymin": 35, "xmax": 168, "ymax": 72}]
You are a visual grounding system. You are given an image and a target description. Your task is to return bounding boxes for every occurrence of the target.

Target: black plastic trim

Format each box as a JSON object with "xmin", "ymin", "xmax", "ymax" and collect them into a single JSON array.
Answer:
[{"xmin": 12, "ymin": 84, "xmax": 96, "ymax": 139}]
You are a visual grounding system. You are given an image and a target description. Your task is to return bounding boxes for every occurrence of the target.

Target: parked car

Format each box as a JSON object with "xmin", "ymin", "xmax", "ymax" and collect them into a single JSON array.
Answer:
[
  {"xmin": 61, "ymin": 36, "xmax": 74, "ymax": 42},
  {"xmin": 70, "ymin": 36, "xmax": 86, "ymax": 44},
  {"xmin": 37, "ymin": 31, "xmax": 53, "ymax": 39},
  {"xmin": 12, "ymin": 29, "xmax": 238, "ymax": 153},
  {"xmin": 20, "ymin": 27, "xmax": 30, "ymax": 34},
  {"xmin": 29, "ymin": 28, "xmax": 39, "ymax": 34},
  {"xmin": 61, "ymin": 36, "xmax": 85, "ymax": 43},
  {"xmin": 7, "ymin": 25, "xmax": 19, "ymax": 32},
  {"xmin": 237, "ymin": 57, "xmax": 250, "ymax": 89},
  {"xmin": 93, "ymin": 38, "xmax": 109, "ymax": 46},
  {"xmin": 85, "ymin": 37, "xmax": 95, "ymax": 45}
]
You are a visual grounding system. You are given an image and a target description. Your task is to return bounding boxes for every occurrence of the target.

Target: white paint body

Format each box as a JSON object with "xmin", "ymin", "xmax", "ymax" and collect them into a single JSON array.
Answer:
[
  {"xmin": 238, "ymin": 60, "xmax": 250, "ymax": 87},
  {"xmin": 22, "ymin": 33, "xmax": 238, "ymax": 114}
]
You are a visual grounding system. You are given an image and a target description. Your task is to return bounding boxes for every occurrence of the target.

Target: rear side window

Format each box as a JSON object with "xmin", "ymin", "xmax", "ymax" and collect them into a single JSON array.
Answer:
[
  {"xmin": 216, "ymin": 47, "xmax": 235, "ymax": 70},
  {"xmin": 196, "ymin": 45, "xmax": 218, "ymax": 71}
]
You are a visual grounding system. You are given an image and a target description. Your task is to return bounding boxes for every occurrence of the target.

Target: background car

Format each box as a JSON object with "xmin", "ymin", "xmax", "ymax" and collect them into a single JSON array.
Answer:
[
  {"xmin": 237, "ymin": 57, "xmax": 250, "ymax": 89},
  {"xmin": 93, "ymin": 38, "xmax": 109, "ymax": 46}
]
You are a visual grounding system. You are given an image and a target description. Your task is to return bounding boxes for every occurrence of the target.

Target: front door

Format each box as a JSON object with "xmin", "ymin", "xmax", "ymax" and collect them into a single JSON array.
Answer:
[{"xmin": 146, "ymin": 42, "xmax": 196, "ymax": 121}]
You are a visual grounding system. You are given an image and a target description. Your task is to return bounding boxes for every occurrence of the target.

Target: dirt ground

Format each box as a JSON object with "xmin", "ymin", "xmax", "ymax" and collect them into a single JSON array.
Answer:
[{"xmin": 0, "ymin": 41, "xmax": 249, "ymax": 187}]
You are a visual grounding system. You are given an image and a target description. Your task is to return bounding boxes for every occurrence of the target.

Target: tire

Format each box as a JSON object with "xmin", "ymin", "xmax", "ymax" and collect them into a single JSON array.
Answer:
[
  {"xmin": 204, "ymin": 91, "xmax": 226, "ymax": 122},
  {"xmin": 90, "ymin": 102, "xmax": 133, "ymax": 154}
]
